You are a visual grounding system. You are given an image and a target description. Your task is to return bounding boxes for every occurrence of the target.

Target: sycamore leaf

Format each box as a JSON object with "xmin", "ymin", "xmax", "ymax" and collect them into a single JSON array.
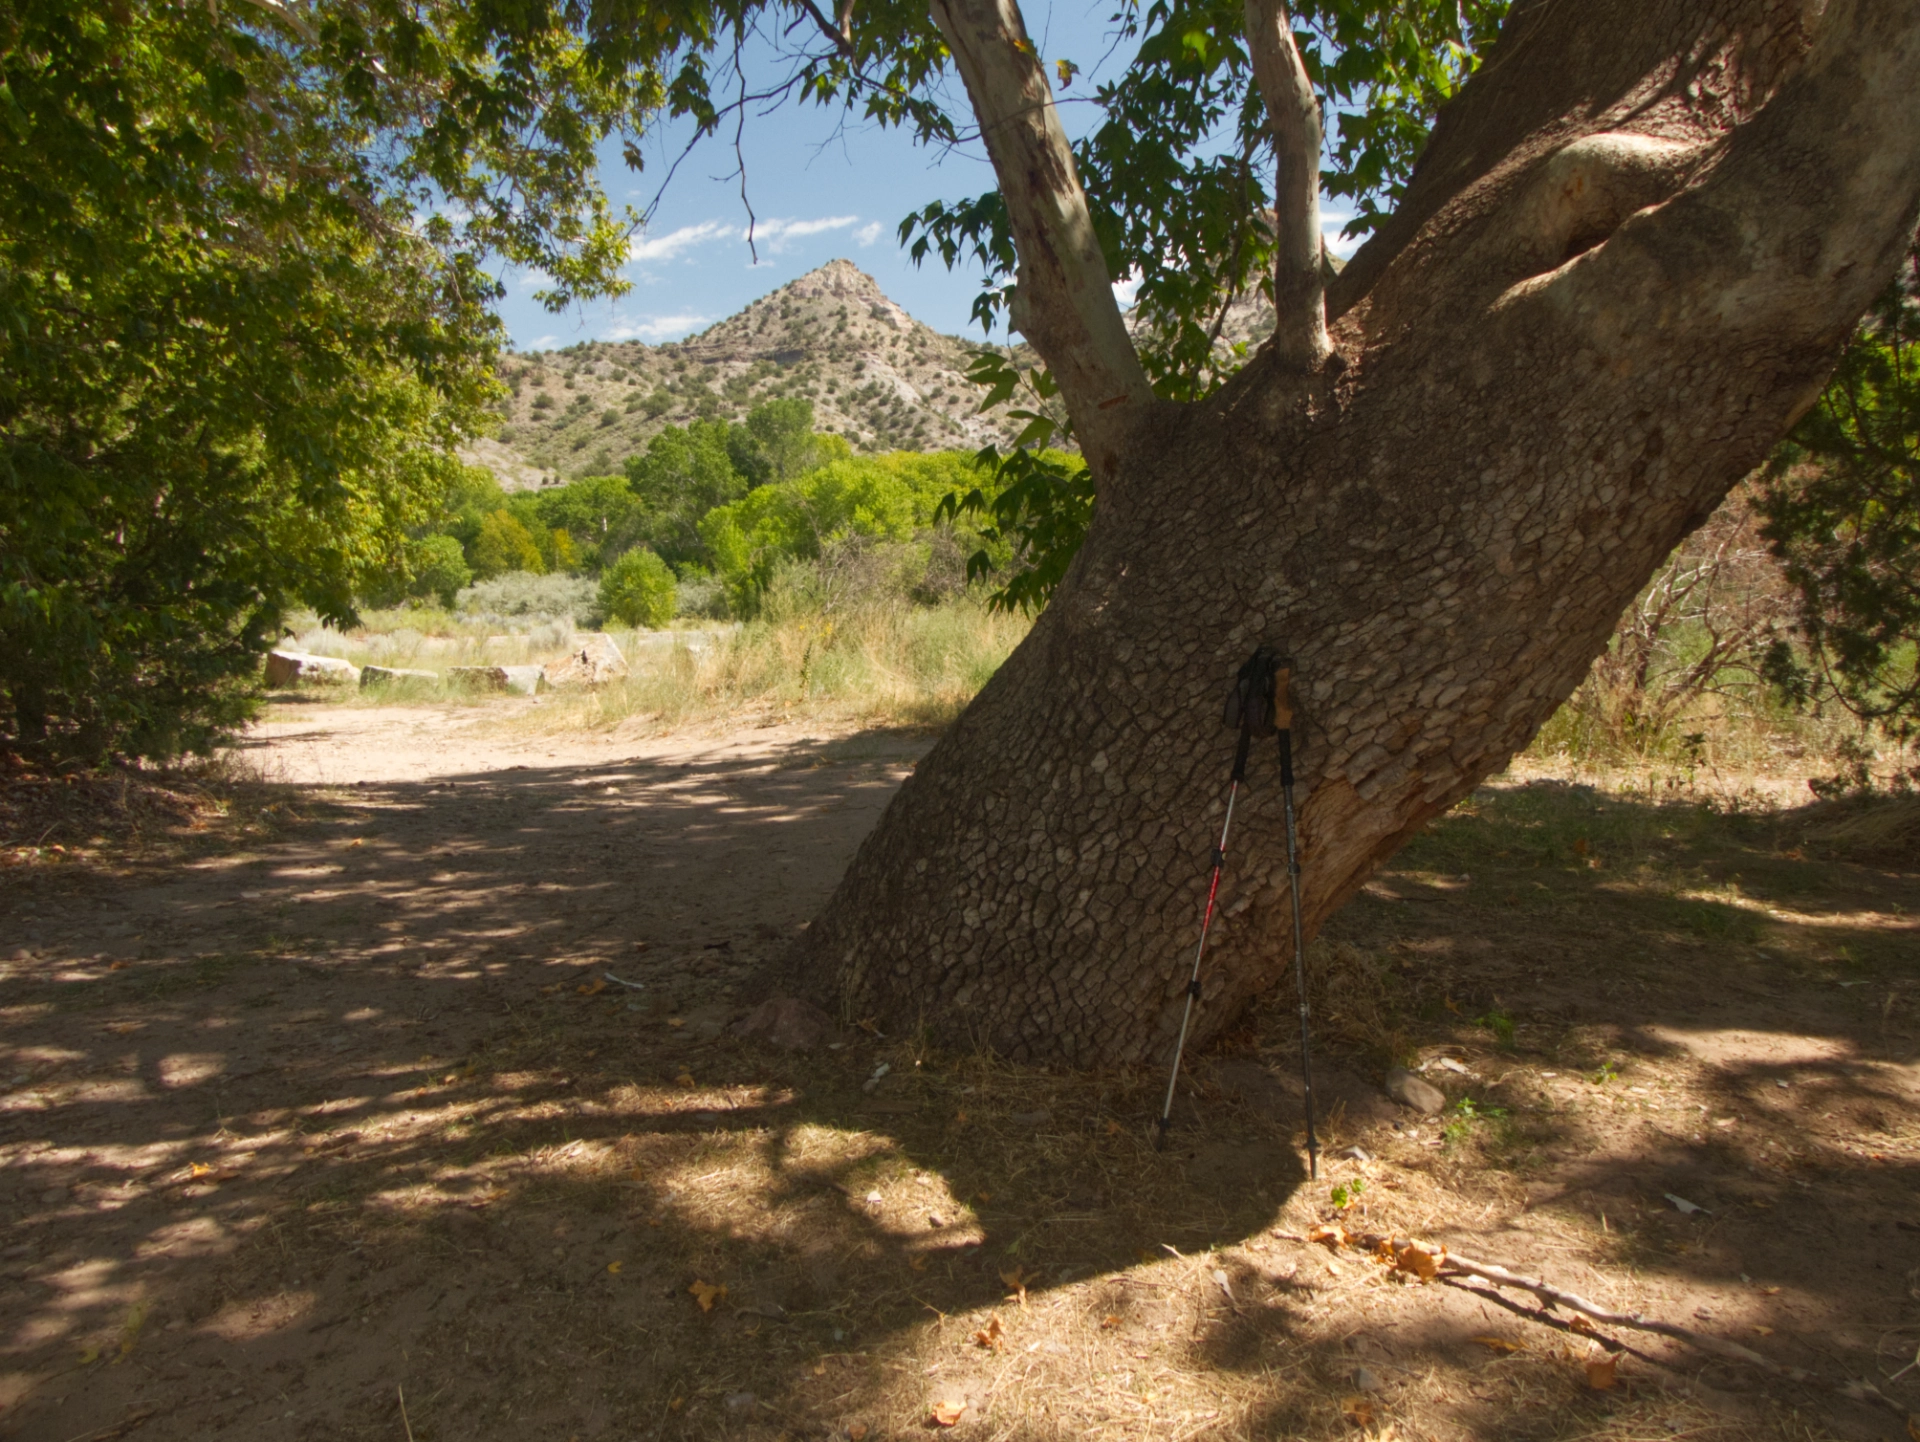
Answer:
[
  {"xmin": 607, "ymin": 1261, "xmax": 622, "ymax": 1275},
  {"xmin": 848, "ymin": 1426, "xmax": 869, "ymax": 1441},
  {"xmin": 1341, "ymin": 1394, "xmax": 1375, "ymax": 1426},
  {"xmin": 931, "ymin": 1395, "xmax": 967, "ymax": 1426},
  {"xmin": 189, "ymin": 1162, "xmax": 214, "ymax": 1178},
  {"xmin": 1584, "ymin": 1352, "xmax": 1618, "ymax": 1390},
  {"xmin": 675, "ymin": 1070, "xmax": 696, "ymax": 1088},
  {"xmin": 1100, "ymin": 1314, "xmax": 1121, "ymax": 1330},
  {"xmin": 1394, "ymin": 1241, "xmax": 1443, "ymax": 1281},
  {"xmin": 576, "ymin": 977, "xmax": 607, "ymax": 996},
  {"xmin": 1470, "ymin": 1335, "xmax": 1525, "ymax": 1353},
  {"xmin": 689, "ymin": 1279, "xmax": 727, "ymax": 1312},
  {"xmin": 973, "ymin": 1312, "xmax": 1005, "ymax": 1350},
  {"xmin": 1307, "ymin": 1224, "xmax": 1348, "ymax": 1249}
]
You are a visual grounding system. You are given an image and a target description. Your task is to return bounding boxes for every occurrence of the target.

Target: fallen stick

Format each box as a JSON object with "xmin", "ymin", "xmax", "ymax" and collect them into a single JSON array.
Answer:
[
  {"xmin": 1436, "ymin": 1252, "xmax": 1807, "ymax": 1379},
  {"xmin": 1277, "ymin": 1228, "xmax": 1912, "ymax": 1418}
]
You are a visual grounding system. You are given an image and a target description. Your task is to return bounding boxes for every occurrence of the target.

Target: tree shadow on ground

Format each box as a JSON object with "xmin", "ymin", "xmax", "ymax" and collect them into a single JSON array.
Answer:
[{"xmin": 0, "ymin": 749, "xmax": 1915, "ymax": 1440}]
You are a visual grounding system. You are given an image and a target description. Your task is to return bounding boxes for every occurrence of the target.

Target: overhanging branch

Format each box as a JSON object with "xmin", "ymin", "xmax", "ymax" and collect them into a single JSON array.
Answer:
[
  {"xmin": 928, "ymin": 0, "xmax": 1152, "ymax": 481},
  {"xmin": 1244, "ymin": 0, "xmax": 1331, "ymax": 370}
]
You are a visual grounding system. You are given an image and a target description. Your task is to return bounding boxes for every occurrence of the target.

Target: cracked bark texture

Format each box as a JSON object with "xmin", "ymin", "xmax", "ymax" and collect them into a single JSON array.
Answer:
[{"xmin": 796, "ymin": 0, "xmax": 1920, "ymax": 1066}]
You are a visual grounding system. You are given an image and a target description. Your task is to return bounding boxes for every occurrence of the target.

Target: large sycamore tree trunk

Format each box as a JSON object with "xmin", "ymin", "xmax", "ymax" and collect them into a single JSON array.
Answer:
[{"xmin": 798, "ymin": 0, "xmax": 1920, "ymax": 1066}]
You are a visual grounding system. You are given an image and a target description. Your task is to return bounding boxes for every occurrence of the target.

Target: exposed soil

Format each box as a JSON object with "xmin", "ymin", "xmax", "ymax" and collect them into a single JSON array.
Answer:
[{"xmin": 1, "ymin": 706, "xmax": 1916, "ymax": 1442}]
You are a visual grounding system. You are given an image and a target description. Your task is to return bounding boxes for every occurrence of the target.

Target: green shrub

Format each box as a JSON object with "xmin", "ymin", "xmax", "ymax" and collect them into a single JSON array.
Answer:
[
  {"xmin": 599, "ymin": 549, "xmax": 676, "ymax": 629},
  {"xmin": 408, "ymin": 535, "xmax": 473, "ymax": 608}
]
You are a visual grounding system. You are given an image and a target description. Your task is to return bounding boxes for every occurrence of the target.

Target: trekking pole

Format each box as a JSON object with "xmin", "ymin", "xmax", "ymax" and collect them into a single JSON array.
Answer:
[
  {"xmin": 1273, "ymin": 659, "xmax": 1320, "ymax": 1180},
  {"xmin": 1156, "ymin": 651, "xmax": 1272, "ymax": 1149}
]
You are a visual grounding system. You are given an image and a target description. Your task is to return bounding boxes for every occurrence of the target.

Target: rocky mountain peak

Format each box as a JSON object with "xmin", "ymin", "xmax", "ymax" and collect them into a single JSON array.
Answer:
[{"xmin": 474, "ymin": 260, "xmax": 1024, "ymax": 489}]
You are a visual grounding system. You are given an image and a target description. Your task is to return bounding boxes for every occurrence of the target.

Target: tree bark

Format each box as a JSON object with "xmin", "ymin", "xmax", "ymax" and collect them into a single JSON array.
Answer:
[
  {"xmin": 1243, "ymin": 0, "xmax": 1330, "ymax": 371},
  {"xmin": 797, "ymin": 0, "xmax": 1920, "ymax": 1066},
  {"xmin": 927, "ymin": 0, "xmax": 1153, "ymax": 481}
]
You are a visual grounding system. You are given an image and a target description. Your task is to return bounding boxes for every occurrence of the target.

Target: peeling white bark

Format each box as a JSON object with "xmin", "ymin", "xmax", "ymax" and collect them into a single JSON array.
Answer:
[
  {"xmin": 929, "ymin": 0, "xmax": 1153, "ymax": 479},
  {"xmin": 1243, "ymin": 0, "xmax": 1330, "ymax": 371}
]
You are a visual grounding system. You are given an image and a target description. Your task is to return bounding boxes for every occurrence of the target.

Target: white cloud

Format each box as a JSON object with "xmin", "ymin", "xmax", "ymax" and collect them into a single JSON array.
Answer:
[
  {"xmin": 630, "ymin": 219, "xmax": 737, "ymax": 264},
  {"xmin": 1111, "ymin": 270, "xmax": 1142, "ymax": 309},
  {"xmin": 605, "ymin": 313, "xmax": 711, "ymax": 343},
  {"xmin": 750, "ymin": 215, "xmax": 861, "ymax": 255},
  {"xmin": 527, "ymin": 334, "xmax": 561, "ymax": 351},
  {"xmin": 1321, "ymin": 209, "xmax": 1362, "ymax": 259},
  {"xmin": 854, "ymin": 221, "xmax": 884, "ymax": 247}
]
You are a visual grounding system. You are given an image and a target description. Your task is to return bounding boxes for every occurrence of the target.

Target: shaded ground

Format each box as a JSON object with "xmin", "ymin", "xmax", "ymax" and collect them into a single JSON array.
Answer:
[{"xmin": 1, "ymin": 708, "xmax": 1916, "ymax": 1441}]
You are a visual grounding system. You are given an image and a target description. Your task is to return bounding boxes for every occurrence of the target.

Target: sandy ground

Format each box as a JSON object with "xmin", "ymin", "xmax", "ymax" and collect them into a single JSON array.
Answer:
[{"xmin": 1, "ymin": 705, "xmax": 1916, "ymax": 1442}]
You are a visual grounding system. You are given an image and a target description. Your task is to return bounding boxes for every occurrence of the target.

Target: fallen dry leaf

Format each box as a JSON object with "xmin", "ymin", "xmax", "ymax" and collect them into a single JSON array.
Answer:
[
  {"xmin": 1000, "ymin": 1266, "xmax": 1030, "ymax": 1303},
  {"xmin": 909, "ymin": 1253, "xmax": 929, "ymax": 1273},
  {"xmin": 675, "ymin": 1070, "xmax": 696, "ymax": 1089},
  {"xmin": 1307, "ymin": 1224, "xmax": 1348, "ymax": 1249},
  {"xmin": 1100, "ymin": 1314, "xmax": 1121, "ymax": 1330},
  {"xmin": 1905, "ymin": 1414, "xmax": 1918, "ymax": 1442},
  {"xmin": 1568, "ymin": 1314, "xmax": 1598, "ymax": 1337},
  {"xmin": 576, "ymin": 977, "xmax": 607, "ymax": 996},
  {"xmin": 1393, "ymin": 1240, "xmax": 1443, "ymax": 1282},
  {"xmin": 606, "ymin": 1261, "xmax": 622, "ymax": 1275},
  {"xmin": 189, "ymin": 1162, "xmax": 214, "ymax": 1178},
  {"xmin": 930, "ymin": 1396, "xmax": 967, "ymax": 1427},
  {"xmin": 1341, "ymin": 1394, "xmax": 1376, "ymax": 1426},
  {"xmin": 1753, "ymin": 1324, "xmax": 1774, "ymax": 1336},
  {"xmin": 688, "ymin": 1280, "xmax": 727, "ymax": 1312},
  {"xmin": 1584, "ymin": 1352, "xmax": 1618, "ymax": 1390},
  {"xmin": 847, "ymin": 1425, "xmax": 869, "ymax": 1441},
  {"xmin": 973, "ymin": 1313, "xmax": 1005, "ymax": 1350},
  {"xmin": 1470, "ymin": 1335, "xmax": 1525, "ymax": 1354},
  {"xmin": 108, "ymin": 960, "xmax": 131, "ymax": 971}
]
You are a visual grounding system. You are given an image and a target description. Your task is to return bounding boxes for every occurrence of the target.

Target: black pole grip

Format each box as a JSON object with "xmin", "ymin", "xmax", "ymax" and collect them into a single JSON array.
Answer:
[{"xmin": 1230, "ymin": 722, "xmax": 1253, "ymax": 785}]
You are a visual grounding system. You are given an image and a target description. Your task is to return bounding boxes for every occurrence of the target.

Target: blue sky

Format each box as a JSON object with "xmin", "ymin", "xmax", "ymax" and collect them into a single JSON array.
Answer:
[{"xmin": 495, "ymin": 1, "xmax": 1356, "ymax": 351}]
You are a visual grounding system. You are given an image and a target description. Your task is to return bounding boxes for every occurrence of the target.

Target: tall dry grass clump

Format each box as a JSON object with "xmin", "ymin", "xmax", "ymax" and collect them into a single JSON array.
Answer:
[{"xmin": 533, "ymin": 545, "xmax": 1030, "ymax": 735}]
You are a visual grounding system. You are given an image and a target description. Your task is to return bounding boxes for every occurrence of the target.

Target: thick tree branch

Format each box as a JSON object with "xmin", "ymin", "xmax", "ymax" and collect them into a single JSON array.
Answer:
[
  {"xmin": 1243, "ymin": 0, "xmax": 1330, "ymax": 370},
  {"xmin": 928, "ymin": 0, "xmax": 1152, "ymax": 480},
  {"xmin": 795, "ymin": 0, "xmax": 854, "ymax": 58}
]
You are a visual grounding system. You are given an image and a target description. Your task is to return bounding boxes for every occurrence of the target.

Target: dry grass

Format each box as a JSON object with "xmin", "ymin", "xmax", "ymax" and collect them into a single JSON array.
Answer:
[{"xmin": 528, "ymin": 598, "xmax": 1029, "ymax": 736}]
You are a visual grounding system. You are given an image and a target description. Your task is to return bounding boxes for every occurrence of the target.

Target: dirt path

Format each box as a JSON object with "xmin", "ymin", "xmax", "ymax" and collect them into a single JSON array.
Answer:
[{"xmin": 1, "ymin": 707, "xmax": 1916, "ymax": 1442}]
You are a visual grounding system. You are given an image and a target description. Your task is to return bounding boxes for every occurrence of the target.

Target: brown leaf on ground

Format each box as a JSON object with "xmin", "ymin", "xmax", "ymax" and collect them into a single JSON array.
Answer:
[
  {"xmin": 1470, "ymin": 1335, "xmax": 1525, "ymax": 1353},
  {"xmin": 576, "ymin": 977, "xmax": 607, "ymax": 996},
  {"xmin": 847, "ymin": 1424, "xmax": 869, "ymax": 1441},
  {"xmin": 1393, "ymin": 1240, "xmax": 1443, "ymax": 1282},
  {"xmin": 688, "ymin": 1280, "xmax": 727, "ymax": 1312},
  {"xmin": 1100, "ymin": 1314, "xmax": 1121, "ymax": 1330},
  {"xmin": 1905, "ymin": 1414, "xmax": 1919, "ymax": 1442},
  {"xmin": 1307, "ymin": 1224, "xmax": 1348, "ymax": 1249},
  {"xmin": 999, "ymin": 1265, "xmax": 1029, "ymax": 1302},
  {"xmin": 1568, "ymin": 1313, "xmax": 1598, "ymax": 1336},
  {"xmin": 972, "ymin": 1313, "xmax": 1004, "ymax": 1350},
  {"xmin": 1584, "ymin": 1352, "xmax": 1618, "ymax": 1390},
  {"xmin": 930, "ymin": 1395, "xmax": 967, "ymax": 1426},
  {"xmin": 674, "ymin": 1070, "xmax": 696, "ymax": 1088},
  {"xmin": 1341, "ymin": 1394, "xmax": 1376, "ymax": 1426}
]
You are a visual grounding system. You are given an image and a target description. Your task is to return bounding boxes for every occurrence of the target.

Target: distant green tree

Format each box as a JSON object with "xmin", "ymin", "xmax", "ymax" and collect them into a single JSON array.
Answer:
[
  {"xmin": 530, "ymin": 475, "xmax": 645, "ymax": 569},
  {"xmin": 471, "ymin": 511, "xmax": 546, "ymax": 579},
  {"xmin": 598, "ymin": 549, "xmax": 677, "ymax": 628},
  {"xmin": 624, "ymin": 421, "xmax": 753, "ymax": 567},
  {"xmin": 728, "ymin": 399, "xmax": 831, "ymax": 486},
  {"xmin": 1759, "ymin": 241, "xmax": 1920, "ymax": 739},
  {"xmin": 700, "ymin": 450, "xmax": 990, "ymax": 612},
  {"xmin": 408, "ymin": 536, "xmax": 474, "ymax": 609}
]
